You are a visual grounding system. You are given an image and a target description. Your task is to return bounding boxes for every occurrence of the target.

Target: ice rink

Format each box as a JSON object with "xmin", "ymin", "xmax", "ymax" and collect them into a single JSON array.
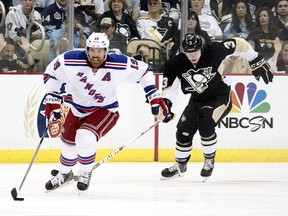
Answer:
[{"xmin": 1, "ymin": 162, "xmax": 288, "ymax": 216}]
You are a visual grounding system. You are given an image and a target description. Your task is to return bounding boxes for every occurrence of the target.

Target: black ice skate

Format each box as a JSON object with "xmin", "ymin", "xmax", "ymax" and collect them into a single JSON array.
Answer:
[
  {"xmin": 45, "ymin": 170, "xmax": 74, "ymax": 190},
  {"xmin": 201, "ymin": 158, "xmax": 215, "ymax": 182},
  {"xmin": 77, "ymin": 171, "xmax": 92, "ymax": 191},
  {"xmin": 161, "ymin": 162, "xmax": 187, "ymax": 180}
]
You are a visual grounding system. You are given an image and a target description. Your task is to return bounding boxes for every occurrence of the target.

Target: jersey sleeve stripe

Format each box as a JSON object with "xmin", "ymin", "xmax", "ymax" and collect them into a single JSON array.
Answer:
[
  {"xmin": 43, "ymin": 73, "xmax": 57, "ymax": 84},
  {"xmin": 64, "ymin": 59, "xmax": 87, "ymax": 66}
]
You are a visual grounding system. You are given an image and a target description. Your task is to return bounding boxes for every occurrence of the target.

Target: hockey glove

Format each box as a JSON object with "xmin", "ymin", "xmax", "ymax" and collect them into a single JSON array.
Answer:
[
  {"xmin": 162, "ymin": 98, "xmax": 175, "ymax": 123},
  {"xmin": 145, "ymin": 89, "xmax": 174, "ymax": 123},
  {"xmin": 249, "ymin": 55, "xmax": 273, "ymax": 84},
  {"xmin": 45, "ymin": 93, "xmax": 62, "ymax": 120}
]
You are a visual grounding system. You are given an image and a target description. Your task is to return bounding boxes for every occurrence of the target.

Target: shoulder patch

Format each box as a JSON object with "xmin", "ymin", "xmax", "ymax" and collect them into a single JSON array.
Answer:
[
  {"xmin": 105, "ymin": 54, "xmax": 128, "ymax": 70},
  {"xmin": 64, "ymin": 50, "xmax": 87, "ymax": 66}
]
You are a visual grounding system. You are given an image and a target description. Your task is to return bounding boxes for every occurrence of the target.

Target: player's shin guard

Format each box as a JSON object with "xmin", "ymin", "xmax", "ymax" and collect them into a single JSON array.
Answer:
[
  {"xmin": 201, "ymin": 133, "xmax": 217, "ymax": 180},
  {"xmin": 75, "ymin": 129, "xmax": 97, "ymax": 191},
  {"xmin": 161, "ymin": 130, "xmax": 193, "ymax": 179},
  {"xmin": 58, "ymin": 143, "xmax": 78, "ymax": 173}
]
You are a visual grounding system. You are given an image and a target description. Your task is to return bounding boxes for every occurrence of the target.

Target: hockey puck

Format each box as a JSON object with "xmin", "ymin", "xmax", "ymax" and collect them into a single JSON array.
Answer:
[
  {"xmin": 51, "ymin": 169, "xmax": 59, "ymax": 176},
  {"xmin": 11, "ymin": 188, "xmax": 24, "ymax": 201}
]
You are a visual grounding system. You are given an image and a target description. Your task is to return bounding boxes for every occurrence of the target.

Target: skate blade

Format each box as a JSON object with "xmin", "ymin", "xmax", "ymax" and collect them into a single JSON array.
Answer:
[
  {"xmin": 45, "ymin": 179, "xmax": 75, "ymax": 193},
  {"xmin": 201, "ymin": 176, "xmax": 209, "ymax": 183},
  {"xmin": 160, "ymin": 173, "xmax": 184, "ymax": 180}
]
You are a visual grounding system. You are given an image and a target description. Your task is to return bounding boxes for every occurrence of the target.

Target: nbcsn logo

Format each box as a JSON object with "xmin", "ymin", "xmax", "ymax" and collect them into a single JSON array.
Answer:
[{"xmin": 219, "ymin": 82, "xmax": 273, "ymax": 132}]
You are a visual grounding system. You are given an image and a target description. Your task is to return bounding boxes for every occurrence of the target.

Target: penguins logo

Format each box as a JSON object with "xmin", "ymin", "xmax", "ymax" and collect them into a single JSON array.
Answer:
[{"xmin": 182, "ymin": 67, "xmax": 215, "ymax": 93}]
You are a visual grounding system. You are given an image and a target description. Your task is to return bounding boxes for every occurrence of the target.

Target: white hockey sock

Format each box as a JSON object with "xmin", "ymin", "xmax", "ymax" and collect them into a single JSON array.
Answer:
[
  {"xmin": 201, "ymin": 133, "xmax": 218, "ymax": 158},
  {"xmin": 75, "ymin": 129, "xmax": 97, "ymax": 174},
  {"xmin": 58, "ymin": 142, "xmax": 77, "ymax": 174}
]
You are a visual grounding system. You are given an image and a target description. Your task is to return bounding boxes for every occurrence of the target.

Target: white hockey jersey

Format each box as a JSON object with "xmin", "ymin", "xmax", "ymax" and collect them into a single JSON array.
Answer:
[{"xmin": 44, "ymin": 49, "xmax": 156, "ymax": 117}]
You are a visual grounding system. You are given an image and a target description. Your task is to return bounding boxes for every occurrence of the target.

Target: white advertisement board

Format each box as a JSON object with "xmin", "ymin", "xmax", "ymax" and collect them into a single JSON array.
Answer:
[
  {"xmin": 159, "ymin": 74, "xmax": 288, "ymax": 150},
  {"xmin": 0, "ymin": 74, "xmax": 287, "ymax": 162}
]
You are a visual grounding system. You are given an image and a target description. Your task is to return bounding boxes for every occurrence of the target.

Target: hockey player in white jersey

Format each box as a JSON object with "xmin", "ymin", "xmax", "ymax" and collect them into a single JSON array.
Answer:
[{"xmin": 44, "ymin": 32, "xmax": 172, "ymax": 191}]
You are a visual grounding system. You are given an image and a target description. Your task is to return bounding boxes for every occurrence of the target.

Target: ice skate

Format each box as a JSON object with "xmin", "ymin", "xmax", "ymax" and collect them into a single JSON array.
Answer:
[
  {"xmin": 45, "ymin": 170, "xmax": 74, "ymax": 190},
  {"xmin": 77, "ymin": 171, "xmax": 92, "ymax": 191},
  {"xmin": 161, "ymin": 162, "xmax": 187, "ymax": 180},
  {"xmin": 201, "ymin": 158, "xmax": 214, "ymax": 182}
]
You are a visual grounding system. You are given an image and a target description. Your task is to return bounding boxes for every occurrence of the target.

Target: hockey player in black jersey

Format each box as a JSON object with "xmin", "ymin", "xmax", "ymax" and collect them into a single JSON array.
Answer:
[{"xmin": 160, "ymin": 33, "xmax": 273, "ymax": 181}]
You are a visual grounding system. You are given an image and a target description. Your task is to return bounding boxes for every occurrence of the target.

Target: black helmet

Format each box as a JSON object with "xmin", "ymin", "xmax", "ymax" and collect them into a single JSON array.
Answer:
[{"xmin": 182, "ymin": 33, "xmax": 202, "ymax": 52}]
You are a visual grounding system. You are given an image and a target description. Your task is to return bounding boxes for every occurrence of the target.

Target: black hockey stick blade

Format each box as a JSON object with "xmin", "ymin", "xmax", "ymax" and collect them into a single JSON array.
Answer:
[{"xmin": 11, "ymin": 187, "xmax": 24, "ymax": 201}]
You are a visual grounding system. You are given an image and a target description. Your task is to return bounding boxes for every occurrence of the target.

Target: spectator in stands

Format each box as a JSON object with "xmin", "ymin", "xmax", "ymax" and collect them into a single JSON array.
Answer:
[
  {"xmin": 269, "ymin": 38, "xmax": 288, "ymax": 73},
  {"xmin": 104, "ymin": 0, "xmax": 141, "ymax": 22},
  {"xmin": 245, "ymin": 0, "xmax": 276, "ymax": 20},
  {"xmin": 133, "ymin": 43, "xmax": 150, "ymax": 63},
  {"xmin": 187, "ymin": 11, "xmax": 210, "ymax": 45},
  {"xmin": 141, "ymin": 0, "xmax": 178, "ymax": 12},
  {"xmin": 137, "ymin": 0, "xmax": 179, "ymax": 49},
  {"xmin": 190, "ymin": 0, "xmax": 223, "ymax": 40},
  {"xmin": 209, "ymin": 0, "xmax": 233, "ymax": 30},
  {"xmin": 223, "ymin": 0, "xmax": 254, "ymax": 39},
  {"xmin": 247, "ymin": 7, "xmax": 280, "ymax": 60},
  {"xmin": 75, "ymin": 0, "xmax": 104, "ymax": 31},
  {"xmin": 274, "ymin": 0, "xmax": 288, "ymax": 33},
  {"xmin": 50, "ymin": 9, "xmax": 90, "ymax": 61},
  {"xmin": 100, "ymin": 17, "xmax": 127, "ymax": 54},
  {"xmin": 0, "ymin": 33, "xmax": 35, "ymax": 72},
  {"xmin": 41, "ymin": 0, "xmax": 68, "ymax": 39},
  {"xmin": 5, "ymin": 0, "xmax": 42, "ymax": 42},
  {"xmin": 140, "ymin": 0, "xmax": 181, "ymax": 25},
  {"xmin": 98, "ymin": 0, "xmax": 140, "ymax": 41}
]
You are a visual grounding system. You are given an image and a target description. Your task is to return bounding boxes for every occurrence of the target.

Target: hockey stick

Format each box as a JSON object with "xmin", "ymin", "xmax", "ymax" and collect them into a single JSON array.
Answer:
[
  {"xmin": 11, "ymin": 122, "xmax": 50, "ymax": 201},
  {"xmin": 87, "ymin": 119, "xmax": 161, "ymax": 175},
  {"xmin": 50, "ymin": 120, "xmax": 161, "ymax": 183}
]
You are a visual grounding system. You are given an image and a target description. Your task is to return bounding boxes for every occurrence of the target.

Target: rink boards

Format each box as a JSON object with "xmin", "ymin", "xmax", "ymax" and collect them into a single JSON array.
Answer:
[{"xmin": 0, "ymin": 73, "xmax": 287, "ymax": 162}]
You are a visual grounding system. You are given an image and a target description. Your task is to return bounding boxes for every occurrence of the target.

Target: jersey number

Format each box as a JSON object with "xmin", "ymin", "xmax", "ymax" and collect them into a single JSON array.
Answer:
[
  {"xmin": 223, "ymin": 40, "xmax": 236, "ymax": 49},
  {"xmin": 130, "ymin": 59, "xmax": 139, "ymax": 70}
]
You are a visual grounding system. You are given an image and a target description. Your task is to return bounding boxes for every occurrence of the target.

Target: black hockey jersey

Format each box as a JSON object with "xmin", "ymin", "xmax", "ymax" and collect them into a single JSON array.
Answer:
[{"xmin": 162, "ymin": 38, "xmax": 259, "ymax": 101}]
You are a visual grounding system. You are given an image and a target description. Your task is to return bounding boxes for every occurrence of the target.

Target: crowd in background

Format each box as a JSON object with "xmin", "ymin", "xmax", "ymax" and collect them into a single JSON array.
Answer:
[{"xmin": 0, "ymin": 0, "xmax": 287, "ymax": 73}]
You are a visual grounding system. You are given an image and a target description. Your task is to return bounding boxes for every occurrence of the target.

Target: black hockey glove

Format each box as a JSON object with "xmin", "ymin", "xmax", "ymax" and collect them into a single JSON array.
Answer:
[
  {"xmin": 162, "ymin": 98, "xmax": 175, "ymax": 123},
  {"xmin": 249, "ymin": 55, "xmax": 273, "ymax": 84}
]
